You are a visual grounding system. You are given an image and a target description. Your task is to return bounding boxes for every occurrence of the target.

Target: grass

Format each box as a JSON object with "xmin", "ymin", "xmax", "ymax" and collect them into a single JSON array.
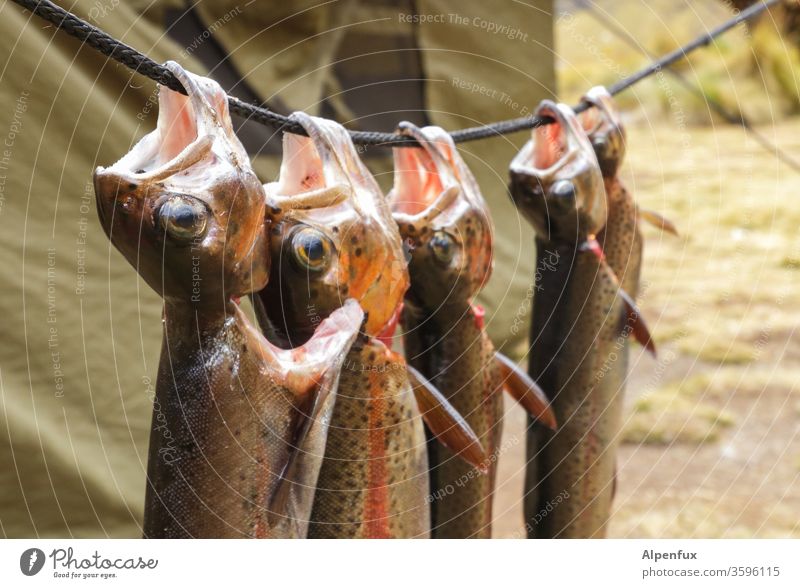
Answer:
[
  {"xmin": 556, "ymin": 1, "xmax": 800, "ymax": 124},
  {"xmin": 676, "ymin": 336, "xmax": 758, "ymax": 365},
  {"xmin": 622, "ymin": 377, "xmax": 736, "ymax": 445},
  {"xmin": 552, "ymin": 1, "xmax": 800, "ymax": 538}
]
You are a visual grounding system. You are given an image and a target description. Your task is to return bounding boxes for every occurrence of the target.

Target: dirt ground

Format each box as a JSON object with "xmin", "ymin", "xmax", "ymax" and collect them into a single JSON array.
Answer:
[{"xmin": 491, "ymin": 118, "xmax": 800, "ymax": 538}]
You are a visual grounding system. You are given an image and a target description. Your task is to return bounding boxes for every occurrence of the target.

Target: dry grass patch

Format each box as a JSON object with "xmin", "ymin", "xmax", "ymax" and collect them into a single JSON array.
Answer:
[{"xmin": 623, "ymin": 377, "xmax": 735, "ymax": 445}]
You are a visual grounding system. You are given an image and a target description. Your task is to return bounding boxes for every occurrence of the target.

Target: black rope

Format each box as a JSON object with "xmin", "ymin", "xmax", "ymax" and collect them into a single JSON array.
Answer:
[
  {"xmin": 579, "ymin": 0, "xmax": 800, "ymax": 174},
  {"xmin": 9, "ymin": 0, "xmax": 780, "ymax": 147}
]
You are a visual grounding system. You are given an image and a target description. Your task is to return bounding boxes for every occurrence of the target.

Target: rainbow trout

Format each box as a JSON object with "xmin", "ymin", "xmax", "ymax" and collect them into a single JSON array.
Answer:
[
  {"xmin": 509, "ymin": 101, "xmax": 654, "ymax": 538},
  {"xmin": 93, "ymin": 63, "xmax": 364, "ymax": 538},
  {"xmin": 579, "ymin": 86, "xmax": 677, "ymax": 297},
  {"xmin": 389, "ymin": 123, "xmax": 556, "ymax": 538},
  {"xmin": 252, "ymin": 113, "xmax": 484, "ymax": 538}
]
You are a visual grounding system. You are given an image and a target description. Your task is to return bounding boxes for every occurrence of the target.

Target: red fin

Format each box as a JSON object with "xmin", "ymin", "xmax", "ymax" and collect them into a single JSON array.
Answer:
[
  {"xmin": 471, "ymin": 303, "xmax": 486, "ymax": 330},
  {"xmin": 579, "ymin": 236, "xmax": 606, "ymax": 261},
  {"xmin": 638, "ymin": 207, "xmax": 679, "ymax": 237},
  {"xmin": 592, "ymin": 252, "xmax": 658, "ymax": 359},
  {"xmin": 617, "ymin": 288, "xmax": 657, "ymax": 357},
  {"xmin": 376, "ymin": 302, "xmax": 403, "ymax": 348},
  {"xmin": 406, "ymin": 365, "xmax": 488, "ymax": 473},
  {"xmin": 495, "ymin": 352, "xmax": 557, "ymax": 430}
]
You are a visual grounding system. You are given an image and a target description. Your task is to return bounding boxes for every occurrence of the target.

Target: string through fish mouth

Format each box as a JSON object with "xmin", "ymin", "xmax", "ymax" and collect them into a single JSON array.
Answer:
[{"xmin": 8, "ymin": 0, "xmax": 780, "ymax": 148}]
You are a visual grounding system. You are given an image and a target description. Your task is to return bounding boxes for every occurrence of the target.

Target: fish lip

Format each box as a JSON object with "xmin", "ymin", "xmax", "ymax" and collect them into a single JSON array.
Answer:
[
  {"xmin": 99, "ymin": 61, "xmax": 224, "ymax": 187},
  {"xmin": 389, "ymin": 123, "xmax": 461, "ymax": 218}
]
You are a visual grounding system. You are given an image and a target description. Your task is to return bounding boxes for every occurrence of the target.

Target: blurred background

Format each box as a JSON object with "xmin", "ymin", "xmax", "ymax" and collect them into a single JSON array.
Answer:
[{"xmin": 495, "ymin": 0, "xmax": 800, "ymax": 537}]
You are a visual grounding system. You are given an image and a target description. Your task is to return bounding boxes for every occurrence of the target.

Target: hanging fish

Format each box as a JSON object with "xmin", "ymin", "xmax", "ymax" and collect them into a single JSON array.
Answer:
[
  {"xmin": 509, "ymin": 100, "xmax": 654, "ymax": 538},
  {"xmin": 251, "ymin": 113, "xmax": 485, "ymax": 538},
  {"xmin": 389, "ymin": 123, "xmax": 555, "ymax": 538},
  {"xmin": 580, "ymin": 85, "xmax": 678, "ymax": 299},
  {"xmin": 93, "ymin": 62, "xmax": 364, "ymax": 538}
]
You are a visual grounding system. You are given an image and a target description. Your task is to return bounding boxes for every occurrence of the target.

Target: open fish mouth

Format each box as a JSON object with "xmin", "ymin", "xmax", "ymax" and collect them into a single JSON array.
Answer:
[
  {"xmin": 390, "ymin": 125, "xmax": 459, "ymax": 217},
  {"xmin": 510, "ymin": 100, "xmax": 589, "ymax": 178},
  {"xmin": 94, "ymin": 61, "xmax": 248, "ymax": 194},
  {"xmin": 389, "ymin": 123, "xmax": 491, "ymax": 223},
  {"xmin": 508, "ymin": 100, "xmax": 607, "ymax": 240},
  {"xmin": 534, "ymin": 103, "xmax": 571, "ymax": 170},
  {"xmin": 389, "ymin": 122, "xmax": 494, "ymax": 301}
]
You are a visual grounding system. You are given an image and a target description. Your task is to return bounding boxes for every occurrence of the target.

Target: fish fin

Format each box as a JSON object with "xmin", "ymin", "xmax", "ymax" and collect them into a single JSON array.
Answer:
[
  {"xmin": 495, "ymin": 352, "xmax": 557, "ymax": 430},
  {"xmin": 617, "ymin": 288, "xmax": 657, "ymax": 357},
  {"xmin": 407, "ymin": 365, "xmax": 488, "ymax": 473},
  {"xmin": 590, "ymin": 250, "xmax": 657, "ymax": 358},
  {"xmin": 638, "ymin": 208, "xmax": 679, "ymax": 236}
]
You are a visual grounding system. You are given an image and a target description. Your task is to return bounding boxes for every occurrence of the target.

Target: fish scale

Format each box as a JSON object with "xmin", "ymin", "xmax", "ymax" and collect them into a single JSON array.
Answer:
[
  {"xmin": 599, "ymin": 179, "xmax": 642, "ymax": 297},
  {"xmin": 524, "ymin": 243, "xmax": 627, "ymax": 538},
  {"xmin": 309, "ymin": 340, "xmax": 431, "ymax": 538},
  {"xmin": 510, "ymin": 100, "xmax": 644, "ymax": 538},
  {"xmin": 403, "ymin": 308, "xmax": 503, "ymax": 538},
  {"xmin": 392, "ymin": 123, "xmax": 554, "ymax": 539},
  {"xmin": 254, "ymin": 113, "xmax": 484, "ymax": 539},
  {"xmin": 93, "ymin": 62, "xmax": 363, "ymax": 538}
]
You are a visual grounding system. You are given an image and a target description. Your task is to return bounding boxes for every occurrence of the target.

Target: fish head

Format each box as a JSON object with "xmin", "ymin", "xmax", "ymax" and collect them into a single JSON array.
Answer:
[
  {"xmin": 259, "ymin": 113, "xmax": 408, "ymax": 342},
  {"xmin": 579, "ymin": 86, "xmax": 626, "ymax": 178},
  {"xmin": 389, "ymin": 123, "xmax": 493, "ymax": 309},
  {"xmin": 509, "ymin": 100, "xmax": 606, "ymax": 244},
  {"xmin": 93, "ymin": 62, "xmax": 269, "ymax": 306}
]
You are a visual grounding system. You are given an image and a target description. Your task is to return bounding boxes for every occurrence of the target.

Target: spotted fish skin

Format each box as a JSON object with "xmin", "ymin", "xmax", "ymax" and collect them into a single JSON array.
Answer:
[
  {"xmin": 523, "ymin": 242, "xmax": 626, "ymax": 538},
  {"xmin": 510, "ymin": 100, "xmax": 627, "ymax": 538},
  {"xmin": 253, "ymin": 114, "xmax": 439, "ymax": 538},
  {"xmin": 580, "ymin": 86, "xmax": 643, "ymax": 298},
  {"xmin": 93, "ymin": 63, "xmax": 362, "ymax": 538},
  {"xmin": 402, "ymin": 307, "xmax": 502, "ymax": 538},
  {"xmin": 144, "ymin": 302, "xmax": 361, "ymax": 538},
  {"xmin": 308, "ymin": 339, "xmax": 431, "ymax": 538},
  {"xmin": 389, "ymin": 123, "xmax": 500, "ymax": 538}
]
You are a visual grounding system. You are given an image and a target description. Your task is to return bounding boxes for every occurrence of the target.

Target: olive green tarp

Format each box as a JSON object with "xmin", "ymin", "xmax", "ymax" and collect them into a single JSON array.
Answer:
[{"xmin": 0, "ymin": 0, "xmax": 554, "ymax": 537}]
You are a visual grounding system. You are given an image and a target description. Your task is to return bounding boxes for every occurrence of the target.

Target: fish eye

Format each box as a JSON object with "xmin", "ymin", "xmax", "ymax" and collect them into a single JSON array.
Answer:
[
  {"xmin": 291, "ymin": 227, "xmax": 332, "ymax": 272},
  {"xmin": 523, "ymin": 182, "xmax": 544, "ymax": 200},
  {"xmin": 158, "ymin": 195, "xmax": 208, "ymax": 243},
  {"xmin": 429, "ymin": 230, "xmax": 457, "ymax": 266},
  {"xmin": 549, "ymin": 180, "xmax": 576, "ymax": 200},
  {"xmin": 592, "ymin": 135, "xmax": 608, "ymax": 153}
]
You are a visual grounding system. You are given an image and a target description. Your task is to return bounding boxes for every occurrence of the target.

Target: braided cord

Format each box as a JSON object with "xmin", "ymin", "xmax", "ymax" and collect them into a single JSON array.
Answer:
[{"xmin": 9, "ymin": 0, "xmax": 780, "ymax": 147}]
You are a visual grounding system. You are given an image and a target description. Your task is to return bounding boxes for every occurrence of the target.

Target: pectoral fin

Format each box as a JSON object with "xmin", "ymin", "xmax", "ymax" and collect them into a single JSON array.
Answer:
[
  {"xmin": 638, "ymin": 207, "xmax": 679, "ymax": 236},
  {"xmin": 590, "ymin": 248, "xmax": 658, "ymax": 359},
  {"xmin": 617, "ymin": 288, "xmax": 657, "ymax": 357},
  {"xmin": 407, "ymin": 366, "xmax": 488, "ymax": 473},
  {"xmin": 495, "ymin": 352, "xmax": 556, "ymax": 430}
]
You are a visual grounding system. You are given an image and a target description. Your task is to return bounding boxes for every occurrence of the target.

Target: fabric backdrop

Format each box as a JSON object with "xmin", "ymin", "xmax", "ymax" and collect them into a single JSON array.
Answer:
[{"xmin": 0, "ymin": 0, "xmax": 554, "ymax": 537}]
